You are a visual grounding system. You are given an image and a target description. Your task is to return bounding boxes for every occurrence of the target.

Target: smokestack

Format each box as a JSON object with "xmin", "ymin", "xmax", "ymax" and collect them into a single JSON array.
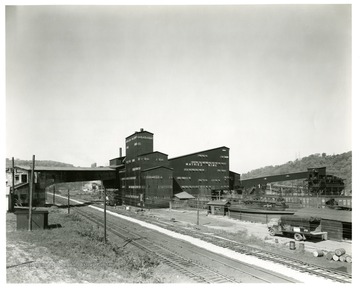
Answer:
[
  {"xmin": 140, "ymin": 128, "xmax": 144, "ymax": 132},
  {"xmin": 119, "ymin": 147, "xmax": 122, "ymax": 157}
]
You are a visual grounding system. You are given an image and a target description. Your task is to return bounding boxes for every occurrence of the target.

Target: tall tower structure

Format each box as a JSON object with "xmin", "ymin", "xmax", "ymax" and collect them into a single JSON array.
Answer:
[
  {"xmin": 121, "ymin": 129, "xmax": 173, "ymax": 208},
  {"xmin": 125, "ymin": 128, "xmax": 153, "ymax": 159}
]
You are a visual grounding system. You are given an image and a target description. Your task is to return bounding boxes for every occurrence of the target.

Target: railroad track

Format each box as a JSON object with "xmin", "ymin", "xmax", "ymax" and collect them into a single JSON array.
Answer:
[
  {"xmin": 146, "ymin": 218, "xmax": 352, "ymax": 283},
  {"xmin": 50, "ymin": 195, "xmax": 351, "ymax": 283},
  {"xmin": 73, "ymin": 206, "xmax": 238, "ymax": 283},
  {"xmin": 75, "ymin": 206, "xmax": 303, "ymax": 283},
  {"xmin": 201, "ymin": 235, "xmax": 352, "ymax": 283},
  {"xmin": 98, "ymin": 206, "xmax": 351, "ymax": 283}
]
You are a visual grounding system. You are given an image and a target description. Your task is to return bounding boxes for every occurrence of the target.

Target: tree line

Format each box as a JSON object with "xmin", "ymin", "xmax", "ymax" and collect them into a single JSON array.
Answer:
[
  {"xmin": 241, "ymin": 151, "xmax": 352, "ymax": 192},
  {"xmin": 5, "ymin": 158, "xmax": 74, "ymax": 168}
]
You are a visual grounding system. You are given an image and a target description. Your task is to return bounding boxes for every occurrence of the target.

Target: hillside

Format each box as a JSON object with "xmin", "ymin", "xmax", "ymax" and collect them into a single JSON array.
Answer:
[
  {"xmin": 241, "ymin": 151, "xmax": 352, "ymax": 192},
  {"xmin": 5, "ymin": 158, "xmax": 74, "ymax": 168}
]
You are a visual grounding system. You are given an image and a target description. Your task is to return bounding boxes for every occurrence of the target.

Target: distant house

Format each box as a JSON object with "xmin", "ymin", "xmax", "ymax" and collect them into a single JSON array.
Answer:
[
  {"xmin": 5, "ymin": 167, "xmax": 29, "ymax": 187},
  {"xmin": 6, "ymin": 167, "xmax": 33, "ymax": 207},
  {"xmin": 174, "ymin": 192, "xmax": 196, "ymax": 200},
  {"xmin": 207, "ymin": 200, "xmax": 231, "ymax": 216},
  {"xmin": 170, "ymin": 191, "xmax": 196, "ymax": 209}
]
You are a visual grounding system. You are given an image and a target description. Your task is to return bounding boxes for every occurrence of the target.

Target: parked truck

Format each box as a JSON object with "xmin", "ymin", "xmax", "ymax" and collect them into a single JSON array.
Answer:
[{"xmin": 267, "ymin": 215, "xmax": 327, "ymax": 241}]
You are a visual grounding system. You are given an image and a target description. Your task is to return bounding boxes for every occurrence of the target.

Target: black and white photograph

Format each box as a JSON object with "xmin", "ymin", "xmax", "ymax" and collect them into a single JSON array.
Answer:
[{"xmin": 3, "ymin": 0, "xmax": 356, "ymax": 285}]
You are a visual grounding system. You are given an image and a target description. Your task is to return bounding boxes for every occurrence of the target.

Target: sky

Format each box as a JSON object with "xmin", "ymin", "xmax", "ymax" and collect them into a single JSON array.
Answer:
[{"xmin": 4, "ymin": 3, "xmax": 353, "ymax": 174}]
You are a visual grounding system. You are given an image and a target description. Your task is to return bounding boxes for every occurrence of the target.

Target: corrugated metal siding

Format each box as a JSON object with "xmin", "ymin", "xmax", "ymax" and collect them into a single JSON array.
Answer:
[
  {"xmin": 143, "ymin": 167, "xmax": 173, "ymax": 202},
  {"xmin": 169, "ymin": 147, "xmax": 230, "ymax": 196},
  {"xmin": 321, "ymin": 220, "xmax": 343, "ymax": 241},
  {"xmin": 229, "ymin": 171, "xmax": 241, "ymax": 190}
]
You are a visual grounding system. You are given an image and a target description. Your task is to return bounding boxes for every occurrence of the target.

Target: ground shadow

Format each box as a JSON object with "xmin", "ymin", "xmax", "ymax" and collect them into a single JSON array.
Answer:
[
  {"xmin": 53, "ymin": 202, "xmax": 94, "ymax": 209},
  {"xmin": 47, "ymin": 223, "xmax": 62, "ymax": 229}
]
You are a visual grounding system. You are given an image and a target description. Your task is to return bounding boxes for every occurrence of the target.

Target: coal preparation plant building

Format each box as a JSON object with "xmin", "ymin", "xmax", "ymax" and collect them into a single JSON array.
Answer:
[
  {"xmin": 112, "ymin": 129, "xmax": 239, "ymax": 208},
  {"xmin": 118, "ymin": 129, "xmax": 174, "ymax": 208}
]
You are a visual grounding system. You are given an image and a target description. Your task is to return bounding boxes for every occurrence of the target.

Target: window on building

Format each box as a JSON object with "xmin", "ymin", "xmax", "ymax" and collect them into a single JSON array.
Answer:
[{"xmin": 21, "ymin": 174, "xmax": 27, "ymax": 183}]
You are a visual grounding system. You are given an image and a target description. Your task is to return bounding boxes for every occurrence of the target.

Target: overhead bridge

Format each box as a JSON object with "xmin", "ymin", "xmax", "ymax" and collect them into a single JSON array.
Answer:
[
  {"xmin": 240, "ymin": 171, "xmax": 309, "ymax": 188},
  {"xmin": 10, "ymin": 166, "xmax": 117, "ymax": 207},
  {"xmin": 240, "ymin": 167, "xmax": 345, "ymax": 196}
]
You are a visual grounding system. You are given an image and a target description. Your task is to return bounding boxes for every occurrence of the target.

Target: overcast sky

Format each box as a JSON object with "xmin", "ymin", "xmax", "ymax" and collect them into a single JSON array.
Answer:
[{"xmin": 5, "ymin": 4, "xmax": 352, "ymax": 173}]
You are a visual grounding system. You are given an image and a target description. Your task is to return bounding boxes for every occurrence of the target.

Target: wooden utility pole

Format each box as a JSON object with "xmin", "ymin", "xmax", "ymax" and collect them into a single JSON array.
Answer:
[
  {"xmin": 28, "ymin": 155, "xmax": 35, "ymax": 231},
  {"xmin": 196, "ymin": 194, "xmax": 199, "ymax": 226},
  {"xmin": 67, "ymin": 189, "xmax": 70, "ymax": 214},
  {"xmin": 11, "ymin": 157, "xmax": 15, "ymax": 212},
  {"xmin": 104, "ymin": 188, "xmax": 107, "ymax": 243},
  {"xmin": 53, "ymin": 185, "xmax": 56, "ymax": 205}
]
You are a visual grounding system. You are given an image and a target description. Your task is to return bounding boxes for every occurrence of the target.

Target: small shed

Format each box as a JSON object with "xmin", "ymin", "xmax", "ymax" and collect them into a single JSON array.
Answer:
[
  {"xmin": 14, "ymin": 209, "xmax": 49, "ymax": 230},
  {"xmin": 174, "ymin": 192, "xmax": 196, "ymax": 200},
  {"xmin": 170, "ymin": 192, "xmax": 195, "ymax": 209},
  {"xmin": 294, "ymin": 207, "xmax": 352, "ymax": 241},
  {"xmin": 207, "ymin": 200, "xmax": 231, "ymax": 216}
]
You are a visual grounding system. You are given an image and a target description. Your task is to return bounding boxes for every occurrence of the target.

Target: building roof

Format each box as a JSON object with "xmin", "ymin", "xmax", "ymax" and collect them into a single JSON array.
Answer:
[
  {"xmin": 126, "ymin": 129, "xmax": 153, "ymax": 139},
  {"xmin": 294, "ymin": 207, "xmax": 352, "ymax": 223},
  {"xmin": 207, "ymin": 200, "xmax": 231, "ymax": 206},
  {"xmin": 141, "ymin": 166, "xmax": 173, "ymax": 172},
  {"xmin": 14, "ymin": 165, "xmax": 116, "ymax": 172},
  {"xmin": 109, "ymin": 156, "xmax": 126, "ymax": 162},
  {"xmin": 14, "ymin": 183, "xmax": 29, "ymax": 189},
  {"xmin": 109, "ymin": 164, "xmax": 125, "ymax": 169},
  {"xmin": 174, "ymin": 192, "xmax": 195, "ymax": 200},
  {"xmin": 169, "ymin": 146, "xmax": 229, "ymax": 161},
  {"xmin": 138, "ymin": 151, "xmax": 168, "ymax": 157}
]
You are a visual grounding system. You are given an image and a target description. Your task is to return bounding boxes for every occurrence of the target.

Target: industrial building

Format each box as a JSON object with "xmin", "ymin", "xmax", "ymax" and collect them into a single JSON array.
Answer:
[
  {"xmin": 6, "ymin": 128, "xmax": 349, "ymax": 214},
  {"xmin": 169, "ymin": 146, "xmax": 230, "ymax": 196},
  {"xmin": 111, "ymin": 129, "xmax": 240, "ymax": 208},
  {"xmin": 113, "ymin": 129, "xmax": 174, "ymax": 208}
]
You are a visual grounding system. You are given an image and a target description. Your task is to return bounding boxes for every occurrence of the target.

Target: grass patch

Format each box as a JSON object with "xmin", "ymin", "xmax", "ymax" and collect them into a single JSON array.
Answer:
[{"xmin": 7, "ymin": 208, "xmax": 161, "ymax": 283}]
